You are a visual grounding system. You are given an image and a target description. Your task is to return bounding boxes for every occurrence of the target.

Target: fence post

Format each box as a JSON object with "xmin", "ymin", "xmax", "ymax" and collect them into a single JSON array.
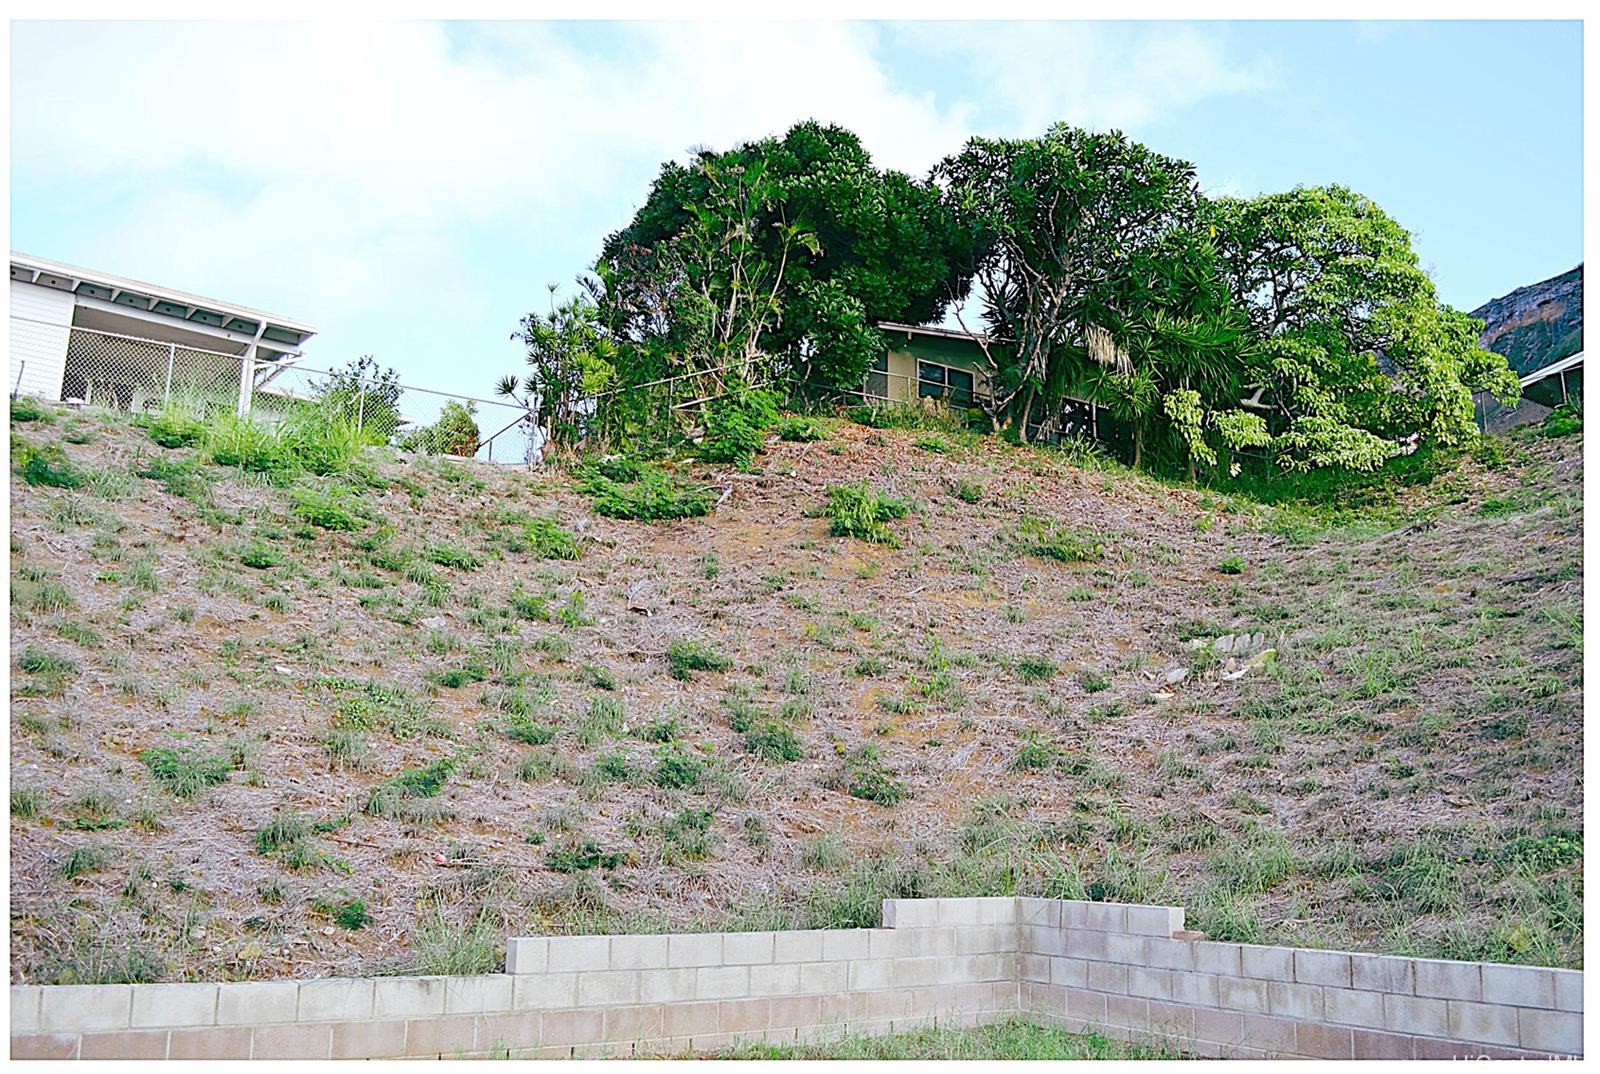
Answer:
[
  {"xmin": 356, "ymin": 381, "xmax": 366, "ymax": 434},
  {"xmin": 163, "ymin": 343, "xmax": 176, "ymax": 406},
  {"xmin": 235, "ymin": 353, "xmax": 254, "ymax": 417}
]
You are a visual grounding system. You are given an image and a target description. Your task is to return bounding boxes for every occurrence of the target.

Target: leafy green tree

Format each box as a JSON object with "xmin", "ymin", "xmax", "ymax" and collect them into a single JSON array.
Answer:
[
  {"xmin": 500, "ymin": 286, "xmax": 620, "ymax": 454},
  {"xmin": 1207, "ymin": 186, "xmax": 1519, "ymax": 472},
  {"xmin": 318, "ymin": 355, "xmax": 402, "ymax": 443},
  {"xmin": 935, "ymin": 124, "xmax": 1208, "ymax": 439},
  {"xmin": 599, "ymin": 120, "xmax": 975, "ymax": 392}
]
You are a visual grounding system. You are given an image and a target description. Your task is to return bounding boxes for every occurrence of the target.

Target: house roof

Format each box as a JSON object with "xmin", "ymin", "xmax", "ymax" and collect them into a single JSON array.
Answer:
[
  {"xmin": 10, "ymin": 251, "xmax": 317, "ymax": 349},
  {"xmin": 876, "ymin": 321, "xmax": 991, "ymax": 344},
  {"xmin": 1519, "ymin": 350, "xmax": 1584, "ymax": 387}
]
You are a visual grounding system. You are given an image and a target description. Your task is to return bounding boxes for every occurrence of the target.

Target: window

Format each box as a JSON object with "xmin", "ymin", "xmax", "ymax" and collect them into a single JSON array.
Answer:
[
  {"xmin": 866, "ymin": 354, "xmax": 889, "ymax": 401},
  {"xmin": 918, "ymin": 361, "xmax": 976, "ymax": 406}
]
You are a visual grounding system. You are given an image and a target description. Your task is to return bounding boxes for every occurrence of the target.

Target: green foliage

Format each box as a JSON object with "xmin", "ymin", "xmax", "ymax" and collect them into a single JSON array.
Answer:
[
  {"xmin": 424, "ymin": 542, "xmax": 481, "ymax": 570},
  {"xmin": 844, "ymin": 744, "xmax": 905, "ymax": 806},
  {"xmin": 239, "ymin": 543, "xmax": 283, "ymax": 569},
  {"xmin": 140, "ymin": 748, "xmax": 231, "ymax": 798},
  {"xmin": 546, "ymin": 839, "xmax": 625, "ymax": 873},
  {"xmin": 777, "ymin": 416, "xmax": 828, "ymax": 442},
  {"xmin": 290, "ymin": 487, "xmax": 366, "ymax": 531},
  {"xmin": 501, "ymin": 291, "xmax": 620, "ymax": 453},
  {"xmin": 825, "ymin": 480, "xmax": 908, "ymax": 546},
  {"xmin": 1541, "ymin": 402, "xmax": 1582, "ymax": 438},
  {"xmin": 366, "ymin": 760, "xmax": 454, "ymax": 815},
  {"xmin": 579, "ymin": 460, "xmax": 713, "ymax": 521},
  {"xmin": 1218, "ymin": 554, "xmax": 1247, "ymax": 575},
  {"xmin": 1014, "ymin": 516, "xmax": 1103, "ymax": 563},
  {"xmin": 18, "ymin": 442, "xmax": 84, "ymax": 488},
  {"xmin": 666, "ymin": 638, "xmax": 732, "ymax": 679},
  {"xmin": 139, "ymin": 405, "xmax": 206, "ymax": 449},
  {"xmin": 699, "ymin": 386, "xmax": 781, "ymax": 466},
  {"xmin": 317, "ymin": 355, "xmax": 404, "ymax": 443},
  {"xmin": 399, "ymin": 400, "xmax": 481, "ymax": 457},
  {"xmin": 744, "ymin": 721, "xmax": 804, "ymax": 761},
  {"xmin": 653, "ymin": 745, "xmax": 705, "ymax": 789},
  {"xmin": 11, "ymin": 396, "xmax": 54, "ymax": 423},
  {"xmin": 1015, "ymin": 655, "xmax": 1058, "ymax": 683}
]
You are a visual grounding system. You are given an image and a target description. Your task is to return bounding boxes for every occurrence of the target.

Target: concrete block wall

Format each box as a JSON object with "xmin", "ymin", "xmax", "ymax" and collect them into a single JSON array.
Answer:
[
  {"xmin": 10, "ymin": 896, "xmax": 1583, "ymax": 1060},
  {"xmin": 1015, "ymin": 897, "xmax": 1584, "ymax": 1059},
  {"xmin": 8, "ymin": 897, "xmax": 1019, "ymax": 1059}
]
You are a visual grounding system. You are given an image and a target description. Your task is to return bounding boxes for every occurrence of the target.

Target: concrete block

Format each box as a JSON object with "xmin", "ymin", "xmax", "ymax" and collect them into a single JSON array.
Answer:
[
  {"xmin": 1019, "ymin": 953, "xmax": 1050, "ymax": 983},
  {"xmin": 129, "ymin": 982, "xmax": 218, "ymax": 1028},
  {"xmin": 1125, "ymin": 903, "xmax": 1184, "ymax": 937},
  {"xmin": 1016, "ymin": 897, "xmax": 1060, "ymax": 929},
  {"xmin": 749, "ymin": 962, "xmax": 800, "ymax": 997},
  {"xmin": 10, "ymin": 1034, "xmax": 80, "ymax": 1060},
  {"xmin": 540, "ymin": 1008, "xmax": 605, "ymax": 1048},
  {"xmin": 901, "ymin": 926, "xmax": 959, "ymax": 957},
  {"xmin": 1268, "ymin": 980, "xmax": 1324, "ymax": 1021},
  {"xmin": 1323, "ymin": 985, "xmax": 1386, "ymax": 1028},
  {"xmin": 1144, "ymin": 938, "xmax": 1195, "ymax": 971},
  {"xmin": 798, "ymin": 961, "xmax": 847, "ymax": 995},
  {"xmin": 330, "ymin": 1019, "xmax": 407, "ymax": 1059},
  {"xmin": 608, "ymin": 935, "xmax": 668, "ymax": 971},
  {"xmin": 10, "ymin": 987, "xmax": 43, "ymax": 1035},
  {"xmin": 403, "ymin": 1017, "xmax": 476, "ymax": 1056},
  {"xmin": 371, "ymin": 976, "xmax": 447, "ymax": 1020},
  {"xmin": 773, "ymin": 930, "xmax": 825, "ymax": 964},
  {"xmin": 1170, "ymin": 971, "xmax": 1219, "ymax": 1008},
  {"xmin": 548, "ymin": 935, "xmax": 611, "ymax": 973},
  {"xmin": 637, "ymin": 967, "xmax": 697, "ymax": 1005},
  {"xmin": 892, "ymin": 956, "xmax": 946, "ymax": 989},
  {"xmin": 1103, "ymin": 931, "xmax": 1147, "ymax": 966},
  {"xmin": 1146, "ymin": 999, "xmax": 1195, "ymax": 1037},
  {"xmin": 867, "ymin": 929, "xmax": 906, "ymax": 959},
  {"xmin": 1448, "ymin": 1000, "xmax": 1521, "ymax": 1047},
  {"xmin": 252, "ymin": 1023, "xmax": 332, "ymax": 1059},
  {"xmin": 1517, "ymin": 1007, "xmax": 1582, "ymax": 1055},
  {"xmin": 1062, "ymin": 986, "xmax": 1107, "ymax": 1024},
  {"xmin": 505, "ymin": 937, "xmax": 548, "ymax": 975},
  {"xmin": 1080, "ymin": 902, "xmax": 1127, "ymax": 933},
  {"xmin": 1049, "ymin": 957, "xmax": 1088, "ymax": 989},
  {"xmin": 695, "ymin": 966, "xmax": 750, "ymax": 1001},
  {"xmin": 39, "ymin": 984, "xmax": 132, "ymax": 1032},
  {"xmin": 78, "ymin": 1030, "xmax": 169, "ymax": 1059},
  {"xmin": 882, "ymin": 899, "xmax": 937, "ymax": 929},
  {"xmin": 1238, "ymin": 944, "xmax": 1294, "ymax": 982},
  {"xmin": 664, "ymin": 1000, "xmax": 721, "ymax": 1039},
  {"xmin": 576, "ymin": 970, "xmax": 640, "ymax": 1008},
  {"xmin": 1481, "ymin": 963, "xmax": 1555, "ymax": 1009},
  {"xmin": 474, "ymin": 1011, "xmax": 543, "ymax": 1053},
  {"xmin": 512, "ymin": 972, "xmax": 577, "ymax": 1010},
  {"xmin": 297, "ymin": 978, "xmax": 374, "ymax": 1023},
  {"xmin": 1294, "ymin": 1022, "xmax": 1354, "ymax": 1059},
  {"xmin": 1383, "ymin": 993, "xmax": 1449, "ymax": 1037},
  {"xmin": 1085, "ymin": 958, "xmax": 1128, "ymax": 994},
  {"xmin": 1239, "ymin": 1013, "xmax": 1298, "ymax": 1056},
  {"xmin": 1193, "ymin": 1006, "xmax": 1245, "ymax": 1046},
  {"xmin": 1103, "ymin": 992, "xmax": 1148, "ymax": 1029},
  {"xmin": 718, "ymin": 997, "xmax": 771, "ymax": 1034},
  {"xmin": 214, "ymin": 980, "xmax": 299, "ymax": 1026},
  {"xmin": 600, "ymin": 1003, "xmax": 665, "ymax": 1045},
  {"xmin": 1413, "ymin": 958, "xmax": 1482, "ymax": 1001},
  {"xmin": 1350, "ymin": 953, "xmax": 1415, "ymax": 995},
  {"xmin": 820, "ymin": 929, "xmax": 870, "ymax": 962},
  {"xmin": 1217, "ymin": 974, "xmax": 1270, "ymax": 1013},
  {"xmin": 1552, "ymin": 968, "xmax": 1583, "ymax": 1012},
  {"xmin": 1193, "ymin": 941, "xmax": 1242, "ymax": 977},
  {"xmin": 848, "ymin": 958, "xmax": 894, "ymax": 991},
  {"xmin": 1062, "ymin": 929, "xmax": 1108, "ymax": 961},
  {"xmin": 1351, "ymin": 1028, "xmax": 1416, "ymax": 1060},
  {"xmin": 443, "ymin": 975, "xmax": 513, "ymax": 1015},
  {"xmin": 1125, "ymin": 967, "xmax": 1171, "ymax": 1001},
  {"xmin": 723, "ymin": 931, "xmax": 776, "ymax": 965},
  {"xmin": 974, "ymin": 896, "xmax": 1018, "ymax": 925},
  {"xmin": 768, "ymin": 994, "xmax": 822, "ymax": 1030},
  {"xmin": 168, "ymin": 1026, "xmax": 253, "ymax": 1059},
  {"xmin": 1294, "ymin": 948, "xmax": 1352, "ymax": 988}
]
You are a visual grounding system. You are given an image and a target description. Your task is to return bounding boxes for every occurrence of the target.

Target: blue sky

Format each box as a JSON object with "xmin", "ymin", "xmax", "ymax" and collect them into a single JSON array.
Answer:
[{"xmin": 9, "ymin": 20, "xmax": 1583, "ymax": 401}]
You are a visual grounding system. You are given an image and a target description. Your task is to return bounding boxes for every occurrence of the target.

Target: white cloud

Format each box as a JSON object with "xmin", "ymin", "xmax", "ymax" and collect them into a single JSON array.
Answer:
[{"xmin": 11, "ymin": 20, "xmax": 1275, "ymax": 380}]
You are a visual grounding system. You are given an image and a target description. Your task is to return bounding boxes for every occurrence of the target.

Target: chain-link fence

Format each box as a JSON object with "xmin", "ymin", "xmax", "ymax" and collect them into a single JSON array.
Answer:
[{"xmin": 41, "ymin": 324, "xmax": 541, "ymax": 464}]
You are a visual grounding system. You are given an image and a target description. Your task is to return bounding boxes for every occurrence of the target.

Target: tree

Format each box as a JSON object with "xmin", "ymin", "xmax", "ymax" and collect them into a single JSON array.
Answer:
[
  {"xmin": 500, "ymin": 286, "xmax": 621, "ymax": 454},
  {"xmin": 318, "ymin": 355, "xmax": 402, "ymax": 443},
  {"xmin": 598, "ymin": 121, "xmax": 975, "ymax": 393},
  {"xmin": 1207, "ymin": 186, "xmax": 1520, "ymax": 472},
  {"xmin": 935, "ymin": 124, "xmax": 1205, "ymax": 439},
  {"xmin": 399, "ymin": 400, "xmax": 481, "ymax": 458}
]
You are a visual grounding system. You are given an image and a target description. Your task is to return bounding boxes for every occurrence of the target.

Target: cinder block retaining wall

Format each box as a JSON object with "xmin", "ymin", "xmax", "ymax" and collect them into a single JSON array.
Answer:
[{"xmin": 9, "ymin": 897, "xmax": 1582, "ymax": 1060}]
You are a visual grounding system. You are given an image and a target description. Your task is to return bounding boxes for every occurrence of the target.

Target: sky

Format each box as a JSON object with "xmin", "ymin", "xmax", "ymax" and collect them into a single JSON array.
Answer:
[{"xmin": 8, "ymin": 19, "xmax": 1584, "ymax": 401}]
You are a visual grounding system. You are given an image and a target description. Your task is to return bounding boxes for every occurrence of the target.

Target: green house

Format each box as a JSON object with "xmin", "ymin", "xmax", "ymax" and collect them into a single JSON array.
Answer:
[{"xmin": 868, "ymin": 322, "xmax": 996, "ymax": 407}]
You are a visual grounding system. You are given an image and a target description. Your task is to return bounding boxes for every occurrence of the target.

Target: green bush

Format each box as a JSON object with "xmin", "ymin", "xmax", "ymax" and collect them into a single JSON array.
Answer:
[
  {"xmin": 18, "ymin": 443, "xmax": 84, "ymax": 488},
  {"xmin": 845, "ymin": 744, "xmax": 905, "ymax": 806},
  {"xmin": 1015, "ymin": 516, "xmax": 1103, "ymax": 564},
  {"xmin": 699, "ymin": 388, "xmax": 781, "ymax": 466},
  {"xmin": 10, "ymin": 397, "xmax": 54, "ymax": 423},
  {"xmin": 1541, "ymin": 402, "xmax": 1582, "ymax": 438},
  {"xmin": 425, "ymin": 542, "xmax": 481, "ymax": 570},
  {"xmin": 826, "ymin": 481, "xmax": 908, "ymax": 547},
  {"xmin": 291, "ymin": 487, "xmax": 366, "ymax": 531},
  {"xmin": 744, "ymin": 721, "xmax": 804, "ymax": 762},
  {"xmin": 667, "ymin": 638, "xmax": 733, "ymax": 680},
  {"xmin": 1218, "ymin": 554, "xmax": 1247, "ymax": 575},
  {"xmin": 653, "ymin": 745, "xmax": 704, "ymax": 789},
  {"xmin": 1015, "ymin": 656, "xmax": 1058, "ymax": 683},
  {"xmin": 777, "ymin": 417, "xmax": 828, "ymax": 442},
  {"xmin": 140, "ymin": 406, "xmax": 206, "ymax": 449},
  {"xmin": 546, "ymin": 839, "xmax": 625, "ymax": 873},
  {"xmin": 580, "ymin": 462, "xmax": 713, "ymax": 521},
  {"xmin": 399, "ymin": 400, "xmax": 481, "ymax": 457},
  {"xmin": 523, "ymin": 517, "xmax": 580, "ymax": 560},
  {"xmin": 239, "ymin": 543, "xmax": 283, "ymax": 569}
]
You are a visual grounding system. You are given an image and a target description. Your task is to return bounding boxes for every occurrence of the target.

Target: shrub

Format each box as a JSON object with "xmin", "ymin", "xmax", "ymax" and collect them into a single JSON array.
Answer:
[
  {"xmin": 667, "ymin": 638, "xmax": 732, "ymax": 680},
  {"xmin": 1541, "ymin": 402, "xmax": 1582, "ymax": 438},
  {"xmin": 699, "ymin": 388, "xmax": 781, "ymax": 466},
  {"xmin": 505, "ymin": 713, "xmax": 557, "ymax": 745},
  {"xmin": 1016, "ymin": 655, "xmax": 1058, "ymax": 683},
  {"xmin": 844, "ymin": 744, "xmax": 905, "ymax": 806},
  {"xmin": 140, "ymin": 748, "xmax": 231, "ymax": 798},
  {"xmin": 654, "ymin": 745, "xmax": 705, "ymax": 789},
  {"xmin": 1218, "ymin": 554, "xmax": 1247, "ymax": 575},
  {"xmin": 140, "ymin": 406, "xmax": 205, "ymax": 449},
  {"xmin": 332, "ymin": 899, "xmax": 370, "ymax": 930},
  {"xmin": 745, "ymin": 721, "xmax": 804, "ymax": 762},
  {"xmin": 425, "ymin": 542, "xmax": 481, "ymax": 570},
  {"xmin": 522, "ymin": 517, "xmax": 580, "ymax": 560},
  {"xmin": 825, "ymin": 481, "xmax": 909, "ymax": 547},
  {"xmin": 1013, "ymin": 735, "xmax": 1065, "ymax": 770},
  {"xmin": 205, "ymin": 413, "xmax": 296, "ymax": 473},
  {"xmin": 291, "ymin": 487, "xmax": 366, "ymax": 531},
  {"xmin": 546, "ymin": 839, "xmax": 625, "ymax": 873},
  {"xmin": 399, "ymin": 400, "xmax": 481, "ymax": 457},
  {"xmin": 239, "ymin": 543, "xmax": 283, "ymax": 569},
  {"xmin": 949, "ymin": 477, "xmax": 984, "ymax": 503},
  {"xmin": 581, "ymin": 463, "xmax": 713, "ymax": 521},
  {"xmin": 777, "ymin": 417, "xmax": 828, "ymax": 442},
  {"xmin": 1016, "ymin": 516, "xmax": 1103, "ymax": 563},
  {"xmin": 11, "ymin": 397, "xmax": 54, "ymax": 423},
  {"xmin": 19, "ymin": 443, "xmax": 84, "ymax": 488}
]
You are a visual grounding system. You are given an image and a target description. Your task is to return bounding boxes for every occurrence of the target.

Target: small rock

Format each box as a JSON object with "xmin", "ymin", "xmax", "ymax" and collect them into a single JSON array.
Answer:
[
  {"xmin": 420, "ymin": 616, "xmax": 449, "ymax": 630},
  {"xmin": 1163, "ymin": 666, "xmax": 1189, "ymax": 686}
]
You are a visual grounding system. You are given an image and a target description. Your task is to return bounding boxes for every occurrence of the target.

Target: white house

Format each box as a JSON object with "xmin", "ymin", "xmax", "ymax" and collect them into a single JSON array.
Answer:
[{"xmin": 8, "ymin": 251, "xmax": 316, "ymax": 412}]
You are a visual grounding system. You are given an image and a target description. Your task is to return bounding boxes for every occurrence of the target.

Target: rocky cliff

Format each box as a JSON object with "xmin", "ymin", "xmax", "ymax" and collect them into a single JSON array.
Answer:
[{"xmin": 1471, "ymin": 265, "xmax": 1583, "ymax": 376}]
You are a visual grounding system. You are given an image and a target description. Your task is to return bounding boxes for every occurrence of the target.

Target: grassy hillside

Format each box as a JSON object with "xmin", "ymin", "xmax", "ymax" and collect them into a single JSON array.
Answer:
[{"xmin": 8, "ymin": 400, "xmax": 1583, "ymax": 985}]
